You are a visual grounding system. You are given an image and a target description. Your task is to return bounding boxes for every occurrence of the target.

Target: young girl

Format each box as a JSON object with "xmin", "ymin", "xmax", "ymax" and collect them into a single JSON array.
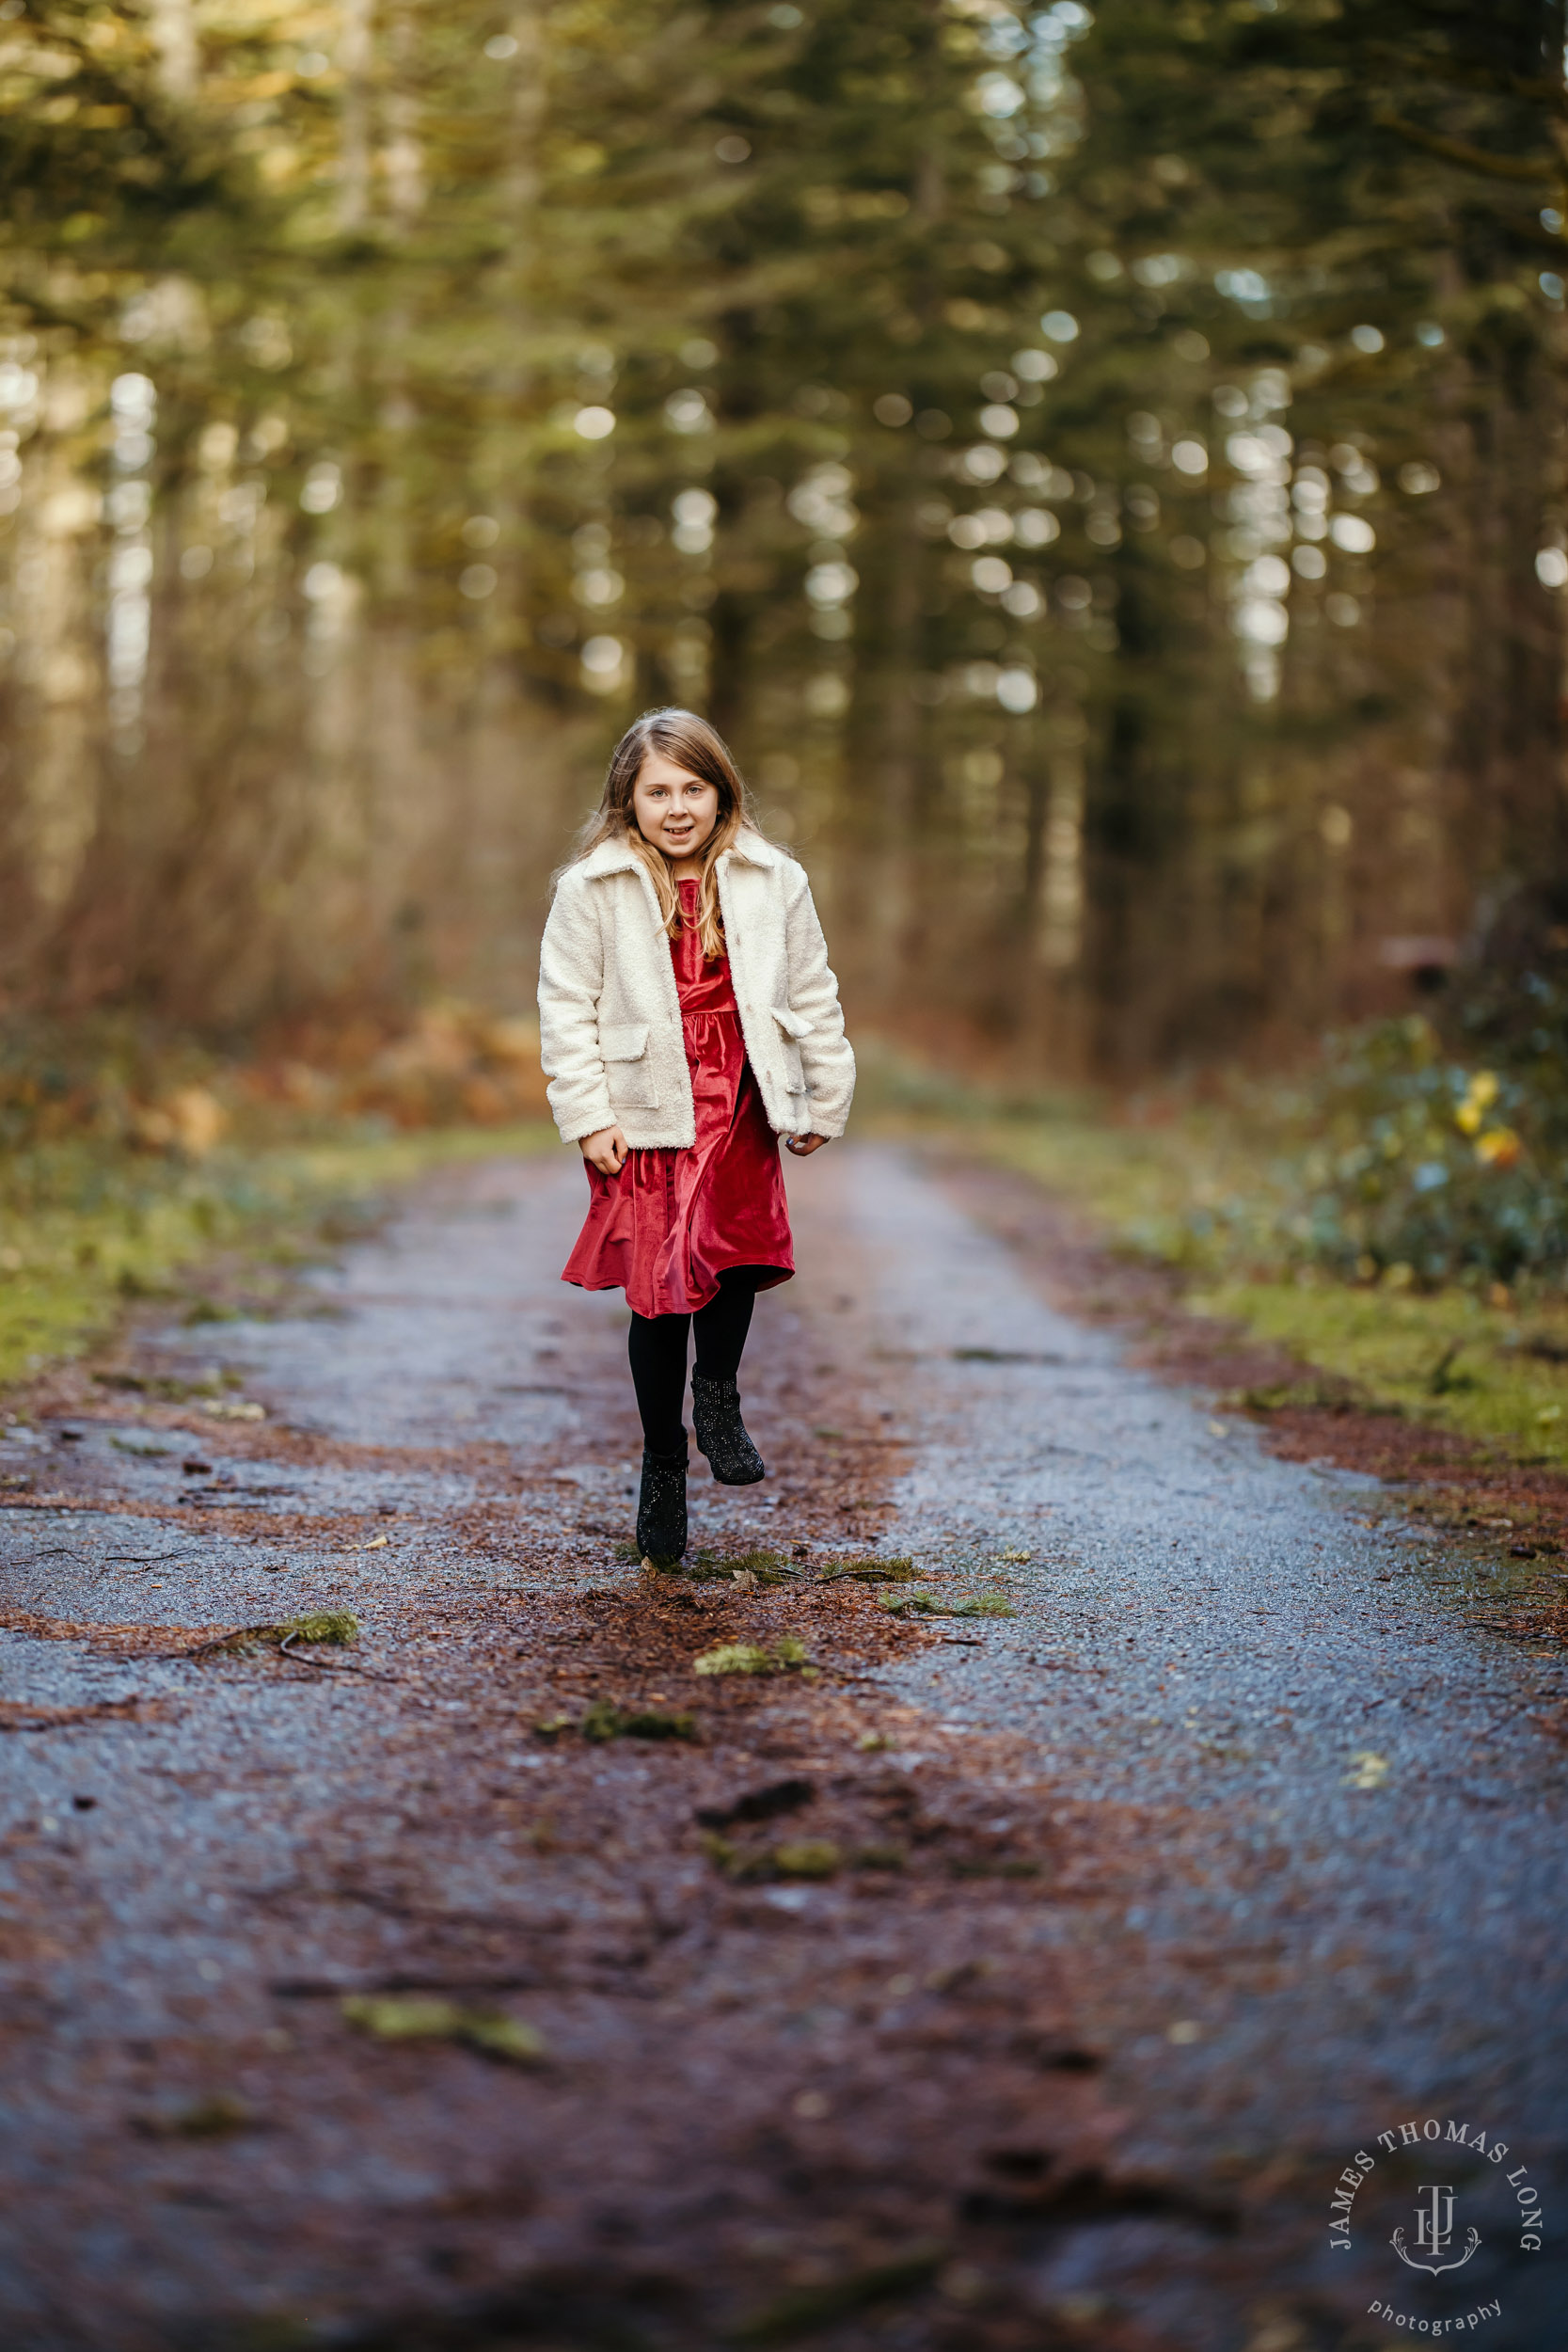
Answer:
[{"xmin": 538, "ymin": 707, "xmax": 854, "ymax": 1565}]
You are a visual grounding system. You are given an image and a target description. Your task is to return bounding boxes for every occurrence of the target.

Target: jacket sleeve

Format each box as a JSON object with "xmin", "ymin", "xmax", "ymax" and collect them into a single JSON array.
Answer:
[
  {"xmin": 784, "ymin": 865, "xmax": 856, "ymax": 1138},
  {"xmin": 537, "ymin": 873, "xmax": 616, "ymax": 1144}
]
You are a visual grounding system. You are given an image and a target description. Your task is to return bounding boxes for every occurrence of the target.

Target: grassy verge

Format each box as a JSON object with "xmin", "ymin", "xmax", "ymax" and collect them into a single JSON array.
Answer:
[
  {"xmin": 849, "ymin": 1039, "xmax": 1568, "ymax": 1468},
  {"xmin": 1188, "ymin": 1279, "xmax": 1568, "ymax": 1456},
  {"xmin": 0, "ymin": 1120, "xmax": 557, "ymax": 1391},
  {"xmin": 975, "ymin": 1111, "xmax": 1568, "ymax": 1466}
]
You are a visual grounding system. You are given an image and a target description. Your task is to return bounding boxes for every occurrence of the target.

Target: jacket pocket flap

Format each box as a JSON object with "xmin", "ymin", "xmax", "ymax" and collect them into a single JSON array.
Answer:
[
  {"xmin": 601, "ymin": 1023, "xmax": 650, "ymax": 1061},
  {"xmin": 771, "ymin": 1005, "xmax": 813, "ymax": 1041}
]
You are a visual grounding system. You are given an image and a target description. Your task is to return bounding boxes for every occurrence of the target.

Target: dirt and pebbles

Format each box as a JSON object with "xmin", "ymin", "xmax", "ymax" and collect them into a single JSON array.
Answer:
[{"xmin": 0, "ymin": 1144, "xmax": 1564, "ymax": 2352}]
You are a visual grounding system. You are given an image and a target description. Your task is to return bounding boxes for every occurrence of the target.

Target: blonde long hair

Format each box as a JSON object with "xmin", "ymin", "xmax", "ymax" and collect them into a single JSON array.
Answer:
[{"xmin": 569, "ymin": 707, "xmax": 764, "ymax": 961}]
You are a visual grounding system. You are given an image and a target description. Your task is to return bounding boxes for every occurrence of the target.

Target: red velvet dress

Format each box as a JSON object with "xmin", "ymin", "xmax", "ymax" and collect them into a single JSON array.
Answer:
[{"xmin": 562, "ymin": 880, "xmax": 795, "ymax": 1318}]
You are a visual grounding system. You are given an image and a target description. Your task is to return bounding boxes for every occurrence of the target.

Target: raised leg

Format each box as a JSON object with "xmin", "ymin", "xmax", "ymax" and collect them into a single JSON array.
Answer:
[{"xmin": 690, "ymin": 1269, "xmax": 766, "ymax": 1486}]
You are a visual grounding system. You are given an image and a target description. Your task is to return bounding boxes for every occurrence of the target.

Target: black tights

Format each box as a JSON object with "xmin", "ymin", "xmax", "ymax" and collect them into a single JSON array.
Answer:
[{"xmin": 627, "ymin": 1267, "xmax": 762, "ymax": 1455}]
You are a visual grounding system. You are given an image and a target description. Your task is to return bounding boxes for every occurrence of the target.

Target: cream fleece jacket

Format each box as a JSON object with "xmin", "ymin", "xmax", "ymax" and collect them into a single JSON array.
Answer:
[{"xmin": 537, "ymin": 829, "xmax": 855, "ymax": 1149}]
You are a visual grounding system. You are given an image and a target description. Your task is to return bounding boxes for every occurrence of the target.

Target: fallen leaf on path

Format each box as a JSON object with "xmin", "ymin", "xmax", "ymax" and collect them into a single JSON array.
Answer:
[
  {"xmin": 341, "ymin": 1994, "xmax": 545, "ymax": 2065},
  {"xmin": 201, "ymin": 1400, "xmax": 265, "ymax": 1422},
  {"xmin": 1345, "ymin": 1750, "xmax": 1390, "ymax": 1789}
]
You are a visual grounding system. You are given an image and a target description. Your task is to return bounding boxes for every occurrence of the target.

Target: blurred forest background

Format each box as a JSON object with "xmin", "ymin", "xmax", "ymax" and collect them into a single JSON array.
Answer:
[{"xmin": 1, "ymin": 0, "xmax": 1563, "ymax": 1077}]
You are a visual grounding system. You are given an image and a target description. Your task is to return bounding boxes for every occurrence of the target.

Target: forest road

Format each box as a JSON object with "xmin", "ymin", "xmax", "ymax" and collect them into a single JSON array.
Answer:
[{"xmin": 0, "ymin": 1142, "xmax": 1564, "ymax": 2352}]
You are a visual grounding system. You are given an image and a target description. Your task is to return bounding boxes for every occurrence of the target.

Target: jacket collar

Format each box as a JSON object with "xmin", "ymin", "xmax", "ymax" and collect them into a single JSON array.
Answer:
[{"xmin": 578, "ymin": 827, "xmax": 781, "ymax": 880}]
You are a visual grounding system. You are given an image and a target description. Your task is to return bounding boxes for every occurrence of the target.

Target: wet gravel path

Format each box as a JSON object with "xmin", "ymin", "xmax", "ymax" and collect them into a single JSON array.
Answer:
[
  {"xmin": 1, "ymin": 1144, "xmax": 1563, "ymax": 2352},
  {"xmin": 798, "ymin": 1149, "xmax": 1568, "ymax": 2335}
]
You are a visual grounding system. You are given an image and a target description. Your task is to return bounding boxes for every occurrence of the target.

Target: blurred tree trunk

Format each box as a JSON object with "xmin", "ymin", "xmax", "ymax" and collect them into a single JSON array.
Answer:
[{"xmin": 0, "ymin": 0, "xmax": 1562, "ymax": 1077}]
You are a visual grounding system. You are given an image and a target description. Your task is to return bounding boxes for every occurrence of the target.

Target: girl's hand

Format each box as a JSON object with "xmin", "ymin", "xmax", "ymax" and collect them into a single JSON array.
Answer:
[
  {"xmin": 581, "ymin": 1125, "xmax": 630, "ymax": 1174},
  {"xmin": 784, "ymin": 1132, "xmax": 831, "ymax": 1157}
]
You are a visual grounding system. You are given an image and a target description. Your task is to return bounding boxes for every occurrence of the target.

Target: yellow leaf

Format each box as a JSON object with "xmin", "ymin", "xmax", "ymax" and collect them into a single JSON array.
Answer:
[{"xmin": 342, "ymin": 1994, "xmax": 545, "ymax": 2064}]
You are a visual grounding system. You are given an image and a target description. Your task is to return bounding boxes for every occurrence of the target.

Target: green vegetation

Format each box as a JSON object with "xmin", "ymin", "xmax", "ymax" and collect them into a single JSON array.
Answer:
[
  {"xmin": 341, "ymin": 1994, "xmax": 546, "ymax": 2066},
  {"xmin": 580, "ymin": 1699, "xmax": 698, "ymax": 1741},
  {"xmin": 0, "ymin": 1, "xmax": 1564, "ymax": 1472},
  {"xmin": 0, "ymin": 1119, "xmax": 555, "ymax": 1391},
  {"xmin": 692, "ymin": 1637, "xmax": 812, "ymax": 1677},
  {"xmin": 690, "ymin": 1548, "xmax": 800, "ymax": 1585},
  {"xmin": 934, "ymin": 1019, "xmax": 1568, "ymax": 1466},
  {"xmin": 819, "ymin": 1555, "xmax": 917, "ymax": 1583},
  {"xmin": 698, "ymin": 1831, "xmax": 845, "ymax": 1883},
  {"xmin": 0, "ymin": 2, "xmax": 1560, "ymax": 1080},
  {"xmin": 983, "ymin": 1021, "xmax": 1568, "ymax": 1293},
  {"xmin": 187, "ymin": 1609, "xmax": 361, "ymax": 1660},
  {"xmin": 1194, "ymin": 1281, "xmax": 1568, "ymax": 1463},
  {"xmin": 279, "ymin": 1610, "xmax": 359, "ymax": 1647},
  {"xmin": 877, "ymin": 1587, "xmax": 1016, "ymax": 1619}
]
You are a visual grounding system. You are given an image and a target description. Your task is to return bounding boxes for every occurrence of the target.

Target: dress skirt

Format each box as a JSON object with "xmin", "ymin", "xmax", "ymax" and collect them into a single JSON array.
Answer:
[{"xmin": 562, "ymin": 881, "xmax": 795, "ymax": 1320}]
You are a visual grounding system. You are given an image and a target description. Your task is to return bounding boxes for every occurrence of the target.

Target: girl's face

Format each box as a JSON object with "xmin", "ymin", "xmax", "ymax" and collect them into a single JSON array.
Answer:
[{"xmin": 631, "ymin": 749, "xmax": 721, "ymax": 865}]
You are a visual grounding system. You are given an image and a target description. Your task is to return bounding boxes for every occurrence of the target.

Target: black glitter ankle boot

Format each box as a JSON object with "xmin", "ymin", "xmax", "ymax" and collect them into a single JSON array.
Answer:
[
  {"xmin": 690, "ymin": 1374, "xmax": 766, "ymax": 1486},
  {"xmin": 636, "ymin": 1444, "xmax": 688, "ymax": 1565}
]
